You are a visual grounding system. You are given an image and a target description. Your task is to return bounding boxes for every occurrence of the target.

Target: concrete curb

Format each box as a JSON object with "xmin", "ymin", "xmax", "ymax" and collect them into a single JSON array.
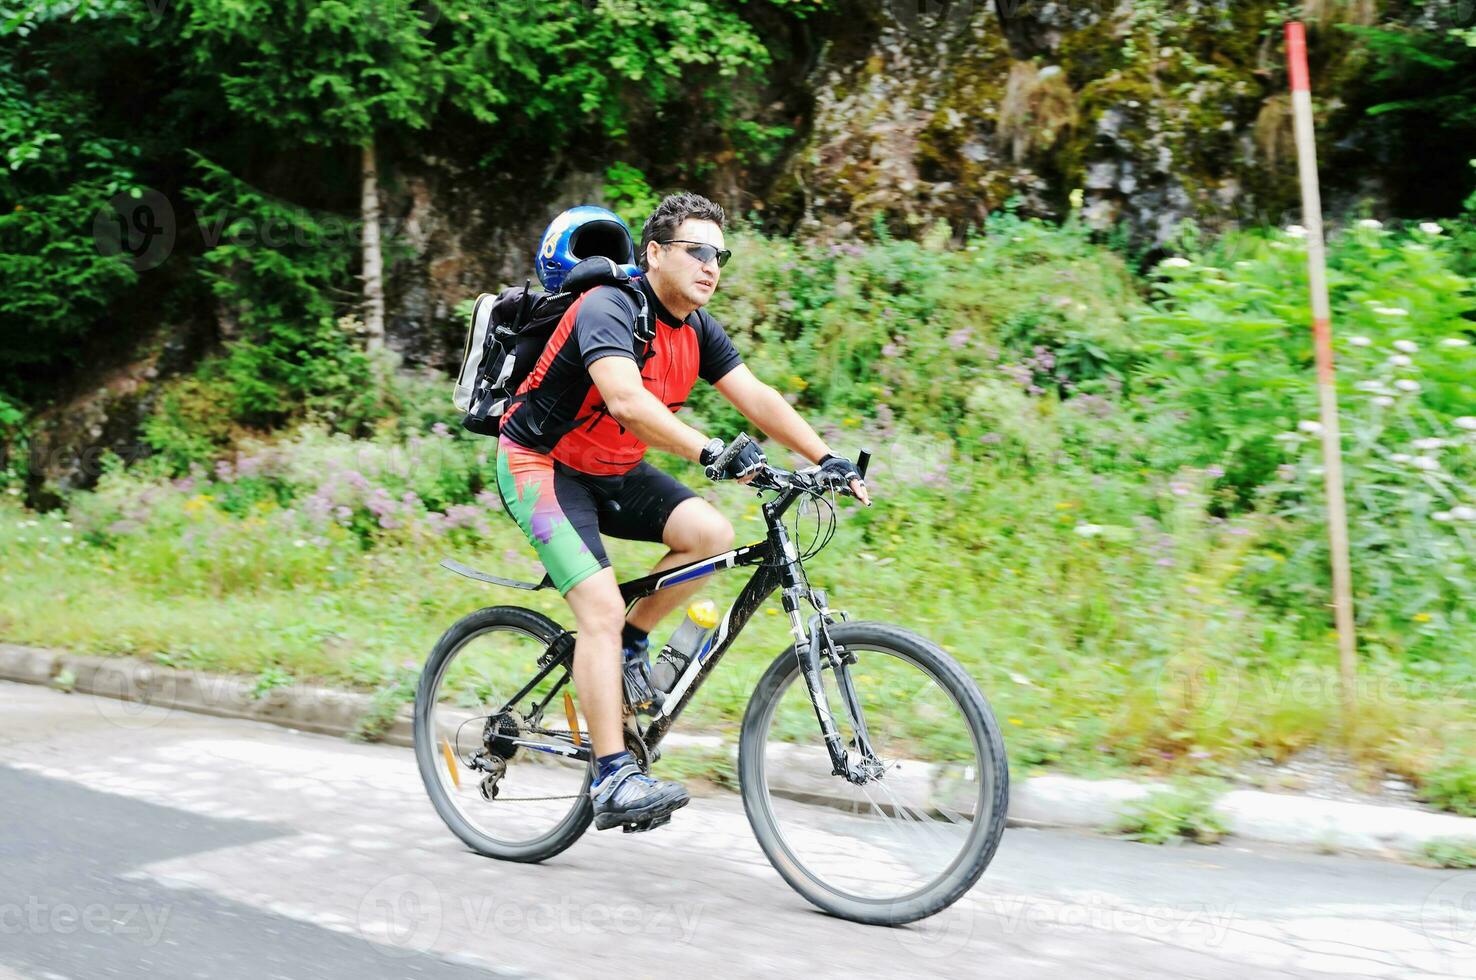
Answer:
[{"xmin": 4, "ymin": 643, "xmax": 1473, "ymax": 864}]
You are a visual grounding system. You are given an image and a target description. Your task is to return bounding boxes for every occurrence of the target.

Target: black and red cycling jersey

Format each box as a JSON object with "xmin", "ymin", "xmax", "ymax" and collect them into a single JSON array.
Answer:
[{"xmin": 498, "ymin": 275, "xmax": 743, "ymax": 476}]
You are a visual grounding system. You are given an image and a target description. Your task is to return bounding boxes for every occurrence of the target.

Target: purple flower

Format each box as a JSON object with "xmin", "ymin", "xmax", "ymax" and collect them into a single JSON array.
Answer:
[
  {"xmin": 881, "ymin": 343, "xmax": 901, "ymax": 358},
  {"xmin": 1205, "ymin": 465, "xmax": 1225, "ymax": 479},
  {"xmin": 431, "ymin": 422, "xmax": 451, "ymax": 437},
  {"xmin": 214, "ymin": 460, "xmax": 235, "ymax": 482},
  {"xmin": 947, "ymin": 328, "xmax": 973, "ymax": 350}
]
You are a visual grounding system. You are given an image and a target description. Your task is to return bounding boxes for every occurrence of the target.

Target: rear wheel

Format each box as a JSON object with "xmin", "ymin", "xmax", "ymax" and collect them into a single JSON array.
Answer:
[
  {"xmin": 414, "ymin": 605, "xmax": 593, "ymax": 862},
  {"xmin": 738, "ymin": 622, "xmax": 1008, "ymax": 924}
]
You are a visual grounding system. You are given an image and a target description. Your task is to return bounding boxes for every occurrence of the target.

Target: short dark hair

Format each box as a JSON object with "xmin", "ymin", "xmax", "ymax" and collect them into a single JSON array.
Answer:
[{"xmin": 638, "ymin": 192, "xmax": 725, "ymax": 271}]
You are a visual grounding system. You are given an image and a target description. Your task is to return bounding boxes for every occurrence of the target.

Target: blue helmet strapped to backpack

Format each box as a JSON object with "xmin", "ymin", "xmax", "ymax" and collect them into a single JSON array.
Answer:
[{"xmin": 535, "ymin": 205, "xmax": 640, "ymax": 292}]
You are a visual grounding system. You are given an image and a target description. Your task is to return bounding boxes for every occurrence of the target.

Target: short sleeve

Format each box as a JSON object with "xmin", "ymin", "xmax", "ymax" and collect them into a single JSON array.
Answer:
[
  {"xmin": 696, "ymin": 312, "xmax": 744, "ymax": 384},
  {"xmin": 574, "ymin": 286, "xmax": 640, "ymax": 369}
]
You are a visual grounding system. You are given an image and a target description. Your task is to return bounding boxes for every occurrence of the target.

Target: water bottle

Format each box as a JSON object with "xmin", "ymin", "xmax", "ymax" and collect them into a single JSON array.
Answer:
[{"xmin": 650, "ymin": 600, "xmax": 720, "ymax": 693}]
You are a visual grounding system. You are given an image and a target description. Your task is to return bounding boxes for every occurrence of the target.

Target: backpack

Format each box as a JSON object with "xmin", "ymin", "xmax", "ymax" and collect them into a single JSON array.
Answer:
[{"xmin": 454, "ymin": 256, "xmax": 651, "ymax": 436}]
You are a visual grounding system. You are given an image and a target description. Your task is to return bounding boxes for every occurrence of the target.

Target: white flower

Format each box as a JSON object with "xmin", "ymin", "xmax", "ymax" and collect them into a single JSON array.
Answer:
[
  {"xmin": 1451, "ymin": 505, "xmax": 1476, "ymax": 522},
  {"xmin": 1433, "ymin": 511, "xmax": 1454, "ymax": 522},
  {"xmin": 1372, "ymin": 396, "xmax": 1395, "ymax": 407},
  {"xmin": 293, "ymin": 539, "xmax": 307, "ymax": 548},
  {"xmin": 1420, "ymin": 222, "xmax": 1444, "ymax": 236},
  {"xmin": 61, "ymin": 536, "xmax": 73, "ymax": 545},
  {"xmin": 1440, "ymin": 337, "xmax": 1471, "ymax": 348},
  {"xmin": 1391, "ymin": 453, "xmax": 1412, "ymax": 463},
  {"xmin": 1413, "ymin": 438, "xmax": 1446, "ymax": 450},
  {"xmin": 1298, "ymin": 420, "xmax": 1324, "ymax": 435},
  {"xmin": 1455, "ymin": 417, "xmax": 1476, "ymax": 431},
  {"xmin": 1074, "ymin": 523, "xmax": 1104, "ymax": 537},
  {"xmin": 1388, "ymin": 355, "xmax": 1413, "ymax": 368},
  {"xmin": 1411, "ymin": 456, "xmax": 1440, "ymax": 471},
  {"xmin": 1395, "ymin": 379, "xmax": 1422, "ymax": 393},
  {"xmin": 1347, "ymin": 336, "xmax": 1372, "ymax": 347},
  {"xmin": 4, "ymin": 488, "xmax": 17, "ymax": 496},
  {"xmin": 1358, "ymin": 219, "xmax": 1384, "ymax": 230},
  {"xmin": 1160, "ymin": 257, "xmax": 1192, "ymax": 269},
  {"xmin": 1285, "ymin": 225, "xmax": 1308, "ymax": 239},
  {"xmin": 1393, "ymin": 339, "xmax": 1419, "ymax": 353},
  {"xmin": 1375, "ymin": 307, "xmax": 1409, "ymax": 318}
]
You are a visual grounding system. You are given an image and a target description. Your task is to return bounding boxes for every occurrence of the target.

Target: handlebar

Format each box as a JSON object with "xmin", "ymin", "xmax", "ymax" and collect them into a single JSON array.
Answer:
[{"xmin": 748, "ymin": 459, "xmax": 865, "ymax": 500}]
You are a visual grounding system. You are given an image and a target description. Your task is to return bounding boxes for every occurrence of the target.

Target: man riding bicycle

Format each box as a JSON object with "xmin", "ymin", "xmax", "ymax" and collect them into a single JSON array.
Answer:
[{"xmin": 495, "ymin": 192, "xmax": 869, "ymax": 832}]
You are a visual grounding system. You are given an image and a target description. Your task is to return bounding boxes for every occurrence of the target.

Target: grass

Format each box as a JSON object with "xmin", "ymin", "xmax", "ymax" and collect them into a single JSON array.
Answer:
[
  {"xmin": 1114, "ymin": 781, "xmax": 1230, "ymax": 845},
  {"xmin": 1420, "ymin": 838, "xmax": 1476, "ymax": 869}
]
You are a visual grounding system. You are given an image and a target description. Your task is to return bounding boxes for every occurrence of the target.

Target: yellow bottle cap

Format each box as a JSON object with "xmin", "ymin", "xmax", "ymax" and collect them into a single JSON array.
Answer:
[{"xmin": 686, "ymin": 599, "xmax": 720, "ymax": 630}]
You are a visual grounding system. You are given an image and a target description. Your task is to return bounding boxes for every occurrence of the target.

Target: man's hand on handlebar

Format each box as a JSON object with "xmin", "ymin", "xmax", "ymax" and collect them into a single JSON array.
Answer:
[
  {"xmin": 817, "ymin": 453, "xmax": 871, "ymax": 507},
  {"xmin": 701, "ymin": 434, "xmax": 766, "ymax": 484}
]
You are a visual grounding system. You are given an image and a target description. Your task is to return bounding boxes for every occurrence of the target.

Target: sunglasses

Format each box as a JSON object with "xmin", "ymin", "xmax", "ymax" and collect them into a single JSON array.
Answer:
[{"xmin": 658, "ymin": 239, "xmax": 732, "ymax": 269}]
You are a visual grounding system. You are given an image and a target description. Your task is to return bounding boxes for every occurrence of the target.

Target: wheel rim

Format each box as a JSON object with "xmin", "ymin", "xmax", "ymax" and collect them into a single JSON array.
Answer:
[
  {"xmin": 750, "ymin": 642, "xmax": 996, "ymax": 908},
  {"xmin": 421, "ymin": 623, "xmax": 590, "ymax": 851}
]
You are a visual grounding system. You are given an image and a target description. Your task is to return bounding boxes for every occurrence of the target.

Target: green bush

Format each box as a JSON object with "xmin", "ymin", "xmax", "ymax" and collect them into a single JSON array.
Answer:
[{"xmin": 1420, "ymin": 757, "xmax": 1476, "ymax": 817}]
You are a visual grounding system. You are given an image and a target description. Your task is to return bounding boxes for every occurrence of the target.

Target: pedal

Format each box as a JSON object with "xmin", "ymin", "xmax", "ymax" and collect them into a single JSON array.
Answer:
[{"xmin": 621, "ymin": 814, "xmax": 672, "ymax": 834}]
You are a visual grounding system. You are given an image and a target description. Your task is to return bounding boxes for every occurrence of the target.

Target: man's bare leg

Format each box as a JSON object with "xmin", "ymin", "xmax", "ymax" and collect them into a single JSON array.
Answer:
[
  {"xmin": 562, "ymin": 567, "xmax": 628, "ymax": 757},
  {"xmin": 625, "ymin": 497, "xmax": 735, "ymax": 636}
]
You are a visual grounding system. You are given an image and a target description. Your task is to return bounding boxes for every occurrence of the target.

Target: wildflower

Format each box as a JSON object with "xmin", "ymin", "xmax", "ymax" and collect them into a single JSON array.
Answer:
[
  {"xmin": 293, "ymin": 539, "xmax": 307, "ymax": 547},
  {"xmin": 1451, "ymin": 505, "xmax": 1476, "ymax": 522},
  {"xmin": 1297, "ymin": 420, "xmax": 1323, "ymax": 435},
  {"xmin": 1358, "ymin": 219, "xmax": 1384, "ymax": 230},
  {"xmin": 1391, "ymin": 453, "xmax": 1412, "ymax": 464},
  {"xmin": 1372, "ymin": 396, "xmax": 1395, "ymax": 407},
  {"xmin": 1393, "ymin": 339, "xmax": 1419, "ymax": 353},
  {"xmin": 1439, "ymin": 337, "xmax": 1470, "ymax": 348},
  {"xmin": 1457, "ymin": 417, "xmax": 1476, "ymax": 431},
  {"xmin": 1388, "ymin": 355, "xmax": 1412, "ymax": 368},
  {"xmin": 1419, "ymin": 222, "xmax": 1443, "ymax": 235},
  {"xmin": 1170, "ymin": 482, "xmax": 1191, "ymax": 496},
  {"xmin": 1413, "ymin": 613, "xmax": 1432, "ymax": 623},
  {"xmin": 1412, "ymin": 438, "xmax": 1445, "ymax": 451},
  {"xmin": 1285, "ymin": 224, "xmax": 1308, "ymax": 239},
  {"xmin": 1277, "ymin": 464, "xmax": 1296, "ymax": 480},
  {"xmin": 1411, "ymin": 456, "xmax": 1440, "ymax": 471},
  {"xmin": 1074, "ymin": 523, "xmax": 1104, "ymax": 537},
  {"xmin": 1160, "ymin": 257, "xmax": 1192, "ymax": 269},
  {"xmin": 1206, "ymin": 465, "xmax": 1225, "ymax": 479},
  {"xmin": 1394, "ymin": 379, "xmax": 1421, "ymax": 393},
  {"xmin": 1433, "ymin": 511, "xmax": 1453, "ymax": 522},
  {"xmin": 881, "ymin": 343, "xmax": 901, "ymax": 358},
  {"xmin": 1375, "ymin": 307, "xmax": 1409, "ymax": 318},
  {"xmin": 1347, "ymin": 336, "xmax": 1372, "ymax": 347}
]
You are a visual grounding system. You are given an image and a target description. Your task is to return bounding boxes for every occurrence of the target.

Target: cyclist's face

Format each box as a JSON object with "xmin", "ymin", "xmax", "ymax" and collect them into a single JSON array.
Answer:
[{"xmin": 648, "ymin": 218, "xmax": 725, "ymax": 311}]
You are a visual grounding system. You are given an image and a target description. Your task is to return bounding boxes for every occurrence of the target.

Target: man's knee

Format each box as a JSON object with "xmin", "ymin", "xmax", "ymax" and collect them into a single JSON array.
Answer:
[
  {"xmin": 668, "ymin": 501, "xmax": 734, "ymax": 555},
  {"xmin": 566, "ymin": 573, "xmax": 625, "ymax": 639}
]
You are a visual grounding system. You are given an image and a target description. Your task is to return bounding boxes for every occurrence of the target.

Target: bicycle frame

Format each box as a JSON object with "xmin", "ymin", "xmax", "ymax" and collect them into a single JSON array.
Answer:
[{"xmin": 445, "ymin": 477, "xmax": 881, "ymax": 782}]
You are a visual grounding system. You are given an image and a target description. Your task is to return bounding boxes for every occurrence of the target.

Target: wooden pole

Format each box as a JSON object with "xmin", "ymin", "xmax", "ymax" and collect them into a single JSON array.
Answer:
[{"xmin": 1285, "ymin": 21, "xmax": 1358, "ymax": 721}]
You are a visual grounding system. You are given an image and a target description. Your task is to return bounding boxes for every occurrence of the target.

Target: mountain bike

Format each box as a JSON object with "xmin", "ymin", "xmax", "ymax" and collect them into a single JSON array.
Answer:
[{"xmin": 413, "ymin": 438, "xmax": 1009, "ymax": 925}]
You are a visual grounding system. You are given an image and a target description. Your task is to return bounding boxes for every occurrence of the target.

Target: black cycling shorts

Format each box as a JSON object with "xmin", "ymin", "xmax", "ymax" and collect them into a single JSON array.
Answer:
[{"xmin": 496, "ymin": 436, "xmax": 697, "ymax": 594}]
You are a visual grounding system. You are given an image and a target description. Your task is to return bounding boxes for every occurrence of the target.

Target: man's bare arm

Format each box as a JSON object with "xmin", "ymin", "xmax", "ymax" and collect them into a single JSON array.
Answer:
[{"xmin": 588, "ymin": 355, "xmax": 708, "ymax": 462}]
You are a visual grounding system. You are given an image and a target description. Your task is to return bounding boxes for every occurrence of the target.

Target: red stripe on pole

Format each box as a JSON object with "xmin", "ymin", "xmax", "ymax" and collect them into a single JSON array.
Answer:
[
  {"xmin": 1312, "ymin": 317, "xmax": 1335, "ymax": 384},
  {"xmin": 1286, "ymin": 22, "xmax": 1310, "ymax": 93}
]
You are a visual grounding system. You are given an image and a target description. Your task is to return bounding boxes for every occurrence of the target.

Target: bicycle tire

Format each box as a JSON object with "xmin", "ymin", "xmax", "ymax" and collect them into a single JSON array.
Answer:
[
  {"xmin": 414, "ymin": 605, "xmax": 593, "ymax": 862},
  {"xmin": 737, "ymin": 621, "xmax": 1009, "ymax": 924}
]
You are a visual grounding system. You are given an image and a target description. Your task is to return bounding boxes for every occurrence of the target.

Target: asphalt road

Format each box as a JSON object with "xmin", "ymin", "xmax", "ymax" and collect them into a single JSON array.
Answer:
[{"xmin": 1, "ymin": 680, "xmax": 1472, "ymax": 979}]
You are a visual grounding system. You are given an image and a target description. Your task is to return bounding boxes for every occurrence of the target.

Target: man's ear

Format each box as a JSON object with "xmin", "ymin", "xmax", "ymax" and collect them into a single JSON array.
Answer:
[{"xmin": 644, "ymin": 240, "xmax": 661, "ymax": 273}]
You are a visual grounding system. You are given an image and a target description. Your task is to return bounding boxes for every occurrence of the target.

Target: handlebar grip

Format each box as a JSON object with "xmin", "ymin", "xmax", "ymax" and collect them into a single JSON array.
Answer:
[
  {"xmin": 705, "ymin": 433, "xmax": 752, "ymax": 480},
  {"xmin": 856, "ymin": 449, "xmax": 871, "ymax": 480}
]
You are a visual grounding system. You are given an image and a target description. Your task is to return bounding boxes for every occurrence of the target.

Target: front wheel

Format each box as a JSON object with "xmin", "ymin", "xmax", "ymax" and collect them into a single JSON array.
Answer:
[{"xmin": 738, "ymin": 622, "xmax": 1008, "ymax": 924}]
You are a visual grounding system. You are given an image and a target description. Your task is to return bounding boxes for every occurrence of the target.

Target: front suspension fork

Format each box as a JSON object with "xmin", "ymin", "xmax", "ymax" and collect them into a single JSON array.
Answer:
[{"xmin": 783, "ymin": 586, "xmax": 882, "ymax": 783}]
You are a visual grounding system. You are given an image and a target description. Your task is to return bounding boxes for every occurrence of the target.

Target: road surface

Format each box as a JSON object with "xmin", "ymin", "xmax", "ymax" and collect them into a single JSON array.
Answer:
[{"xmin": 1, "ymin": 680, "xmax": 1472, "ymax": 979}]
